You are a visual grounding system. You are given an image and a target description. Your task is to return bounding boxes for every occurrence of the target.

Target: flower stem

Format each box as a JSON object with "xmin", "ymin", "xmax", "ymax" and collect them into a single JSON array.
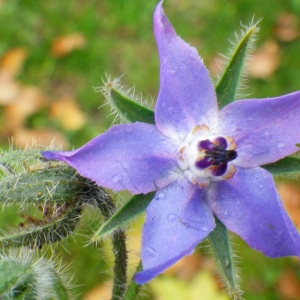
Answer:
[
  {"xmin": 124, "ymin": 261, "xmax": 143, "ymax": 300},
  {"xmin": 111, "ymin": 229, "xmax": 128, "ymax": 300},
  {"xmin": 86, "ymin": 181, "xmax": 128, "ymax": 300}
]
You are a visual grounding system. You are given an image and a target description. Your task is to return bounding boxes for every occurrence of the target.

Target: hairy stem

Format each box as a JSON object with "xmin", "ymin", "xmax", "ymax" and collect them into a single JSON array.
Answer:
[
  {"xmin": 82, "ymin": 180, "xmax": 128, "ymax": 300},
  {"xmin": 124, "ymin": 261, "xmax": 143, "ymax": 300}
]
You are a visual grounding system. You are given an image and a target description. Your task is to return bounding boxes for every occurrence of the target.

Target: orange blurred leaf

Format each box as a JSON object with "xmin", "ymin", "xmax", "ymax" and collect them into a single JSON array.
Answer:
[
  {"xmin": 0, "ymin": 71, "xmax": 21, "ymax": 105},
  {"xmin": 51, "ymin": 32, "xmax": 86, "ymax": 57},
  {"xmin": 0, "ymin": 47, "xmax": 28, "ymax": 77},
  {"xmin": 275, "ymin": 13, "xmax": 299, "ymax": 42},
  {"xmin": 49, "ymin": 95, "xmax": 86, "ymax": 130},
  {"xmin": 12, "ymin": 128, "xmax": 69, "ymax": 149},
  {"xmin": 277, "ymin": 270, "xmax": 300, "ymax": 300},
  {"xmin": 163, "ymin": 252, "xmax": 202, "ymax": 280},
  {"xmin": 248, "ymin": 40, "xmax": 280, "ymax": 79},
  {"xmin": 277, "ymin": 181, "xmax": 300, "ymax": 230},
  {"xmin": 4, "ymin": 86, "xmax": 47, "ymax": 131}
]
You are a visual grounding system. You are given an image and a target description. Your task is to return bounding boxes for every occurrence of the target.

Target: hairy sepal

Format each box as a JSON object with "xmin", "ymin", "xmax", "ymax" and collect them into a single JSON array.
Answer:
[
  {"xmin": 0, "ymin": 148, "xmax": 80, "ymax": 206},
  {"xmin": 0, "ymin": 203, "xmax": 82, "ymax": 248},
  {"xmin": 262, "ymin": 156, "xmax": 300, "ymax": 175},
  {"xmin": 208, "ymin": 217, "xmax": 242, "ymax": 300},
  {"xmin": 92, "ymin": 192, "xmax": 154, "ymax": 241},
  {"xmin": 216, "ymin": 20, "xmax": 259, "ymax": 109},
  {"xmin": 96, "ymin": 76, "xmax": 155, "ymax": 124},
  {"xmin": 0, "ymin": 248, "xmax": 74, "ymax": 299}
]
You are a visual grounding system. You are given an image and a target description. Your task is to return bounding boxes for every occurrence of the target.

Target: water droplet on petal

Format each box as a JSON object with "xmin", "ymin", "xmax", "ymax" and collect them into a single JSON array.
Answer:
[
  {"xmin": 201, "ymin": 226, "xmax": 208, "ymax": 231},
  {"xmin": 210, "ymin": 201, "xmax": 217, "ymax": 209},
  {"xmin": 167, "ymin": 214, "xmax": 176, "ymax": 222},
  {"xmin": 112, "ymin": 175, "xmax": 123, "ymax": 183},
  {"xmin": 277, "ymin": 143, "xmax": 285, "ymax": 149},
  {"xmin": 223, "ymin": 209, "xmax": 228, "ymax": 215},
  {"xmin": 155, "ymin": 192, "xmax": 167, "ymax": 201},
  {"xmin": 146, "ymin": 246, "xmax": 157, "ymax": 257},
  {"xmin": 99, "ymin": 143, "xmax": 105, "ymax": 150},
  {"xmin": 264, "ymin": 132, "xmax": 272, "ymax": 141}
]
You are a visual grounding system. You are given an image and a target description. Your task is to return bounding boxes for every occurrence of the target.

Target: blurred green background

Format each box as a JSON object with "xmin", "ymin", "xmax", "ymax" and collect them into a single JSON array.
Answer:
[{"xmin": 0, "ymin": 0, "xmax": 300, "ymax": 299}]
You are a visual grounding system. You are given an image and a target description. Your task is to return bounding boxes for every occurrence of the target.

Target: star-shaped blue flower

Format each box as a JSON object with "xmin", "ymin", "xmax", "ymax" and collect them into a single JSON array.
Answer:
[{"xmin": 43, "ymin": 1, "xmax": 300, "ymax": 284}]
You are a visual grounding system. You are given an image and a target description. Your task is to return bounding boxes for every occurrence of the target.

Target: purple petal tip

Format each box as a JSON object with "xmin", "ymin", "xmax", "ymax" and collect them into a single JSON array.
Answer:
[
  {"xmin": 134, "ymin": 271, "xmax": 150, "ymax": 285},
  {"xmin": 42, "ymin": 151, "xmax": 59, "ymax": 160}
]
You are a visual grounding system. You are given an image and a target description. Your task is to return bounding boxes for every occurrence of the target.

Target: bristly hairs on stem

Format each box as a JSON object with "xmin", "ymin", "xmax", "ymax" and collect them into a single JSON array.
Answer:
[
  {"xmin": 214, "ymin": 17, "xmax": 261, "ymax": 101},
  {"xmin": 78, "ymin": 178, "xmax": 128, "ymax": 300},
  {"xmin": 93, "ymin": 74, "xmax": 154, "ymax": 124}
]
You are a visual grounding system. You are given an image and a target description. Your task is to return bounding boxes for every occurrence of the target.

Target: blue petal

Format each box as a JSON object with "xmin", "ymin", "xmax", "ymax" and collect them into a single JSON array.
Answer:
[
  {"xmin": 134, "ymin": 178, "xmax": 215, "ymax": 284},
  {"xmin": 153, "ymin": 2, "xmax": 218, "ymax": 140},
  {"xmin": 217, "ymin": 91, "xmax": 300, "ymax": 167},
  {"xmin": 42, "ymin": 122, "xmax": 179, "ymax": 194},
  {"xmin": 206, "ymin": 167, "xmax": 300, "ymax": 257}
]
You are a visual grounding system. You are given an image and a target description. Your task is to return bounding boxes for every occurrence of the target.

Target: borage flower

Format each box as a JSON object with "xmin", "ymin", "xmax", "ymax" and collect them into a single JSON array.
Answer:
[{"xmin": 43, "ymin": 1, "xmax": 300, "ymax": 284}]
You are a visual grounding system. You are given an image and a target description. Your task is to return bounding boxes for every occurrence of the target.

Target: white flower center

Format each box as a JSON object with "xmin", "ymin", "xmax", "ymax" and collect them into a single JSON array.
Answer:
[{"xmin": 176, "ymin": 125, "xmax": 237, "ymax": 188}]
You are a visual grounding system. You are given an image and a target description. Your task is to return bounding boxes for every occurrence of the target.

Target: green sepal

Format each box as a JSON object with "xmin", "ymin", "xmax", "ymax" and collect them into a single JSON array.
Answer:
[
  {"xmin": 92, "ymin": 192, "xmax": 155, "ymax": 241},
  {"xmin": 208, "ymin": 216, "xmax": 242, "ymax": 299},
  {"xmin": 0, "ymin": 204, "xmax": 82, "ymax": 248},
  {"xmin": 0, "ymin": 250, "xmax": 73, "ymax": 299},
  {"xmin": 0, "ymin": 259, "xmax": 35, "ymax": 299},
  {"xmin": 52, "ymin": 276, "xmax": 71, "ymax": 300},
  {"xmin": 0, "ymin": 149, "xmax": 80, "ymax": 205},
  {"xmin": 110, "ymin": 88, "xmax": 155, "ymax": 124},
  {"xmin": 262, "ymin": 156, "xmax": 300, "ymax": 175},
  {"xmin": 124, "ymin": 261, "xmax": 143, "ymax": 300},
  {"xmin": 216, "ymin": 24, "xmax": 258, "ymax": 109}
]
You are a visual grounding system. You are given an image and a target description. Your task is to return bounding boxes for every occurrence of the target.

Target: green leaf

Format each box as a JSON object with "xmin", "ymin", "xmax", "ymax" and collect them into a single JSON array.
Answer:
[
  {"xmin": 262, "ymin": 156, "xmax": 300, "ymax": 175},
  {"xmin": 92, "ymin": 192, "xmax": 155, "ymax": 241},
  {"xmin": 216, "ymin": 23, "xmax": 258, "ymax": 109},
  {"xmin": 110, "ymin": 88, "xmax": 155, "ymax": 124},
  {"xmin": 208, "ymin": 216, "xmax": 242, "ymax": 299}
]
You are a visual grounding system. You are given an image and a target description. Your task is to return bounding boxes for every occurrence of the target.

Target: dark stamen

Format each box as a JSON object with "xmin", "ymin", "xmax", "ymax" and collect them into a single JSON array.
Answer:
[
  {"xmin": 213, "ymin": 163, "xmax": 228, "ymax": 176},
  {"xmin": 206, "ymin": 149, "xmax": 237, "ymax": 165},
  {"xmin": 215, "ymin": 137, "xmax": 227, "ymax": 149},
  {"xmin": 198, "ymin": 140, "xmax": 215, "ymax": 151},
  {"xmin": 196, "ymin": 137, "xmax": 237, "ymax": 176},
  {"xmin": 195, "ymin": 157, "xmax": 213, "ymax": 169}
]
